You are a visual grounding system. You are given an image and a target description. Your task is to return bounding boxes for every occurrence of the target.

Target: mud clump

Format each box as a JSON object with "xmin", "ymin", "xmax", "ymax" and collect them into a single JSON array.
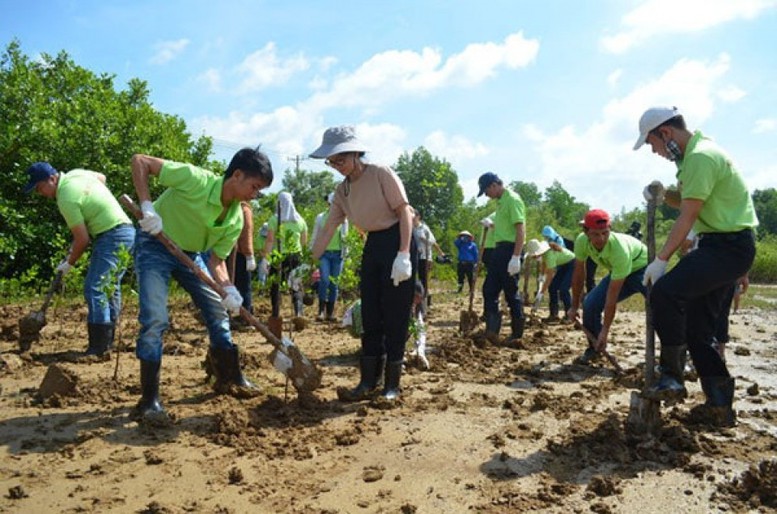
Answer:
[
  {"xmin": 38, "ymin": 364, "xmax": 79, "ymax": 400},
  {"xmin": 716, "ymin": 459, "xmax": 777, "ymax": 509},
  {"xmin": 587, "ymin": 475, "xmax": 623, "ymax": 497}
]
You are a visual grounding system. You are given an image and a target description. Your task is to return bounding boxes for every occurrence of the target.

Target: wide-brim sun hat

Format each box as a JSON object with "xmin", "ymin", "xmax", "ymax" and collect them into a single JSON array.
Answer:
[
  {"xmin": 458, "ymin": 230, "xmax": 473, "ymax": 238},
  {"xmin": 525, "ymin": 238, "xmax": 550, "ymax": 257},
  {"xmin": 309, "ymin": 126, "xmax": 368, "ymax": 159}
]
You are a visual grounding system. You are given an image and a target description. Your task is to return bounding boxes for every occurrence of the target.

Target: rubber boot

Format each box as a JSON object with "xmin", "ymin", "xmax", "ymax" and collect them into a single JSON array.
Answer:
[
  {"xmin": 133, "ymin": 359, "xmax": 165, "ymax": 421},
  {"xmin": 208, "ymin": 346, "xmax": 260, "ymax": 397},
  {"xmin": 316, "ymin": 299, "xmax": 326, "ymax": 321},
  {"xmin": 338, "ymin": 355, "xmax": 384, "ymax": 402},
  {"xmin": 85, "ymin": 323, "xmax": 113, "ymax": 357},
  {"xmin": 325, "ymin": 300, "xmax": 336, "ymax": 322},
  {"xmin": 381, "ymin": 360, "xmax": 403, "ymax": 401},
  {"xmin": 642, "ymin": 345, "xmax": 688, "ymax": 402},
  {"xmin": 293, "ymin": 295, "xmax": 304, "ymax": 317},
  {"xmin": 484, "ymin": 311, "xmax": 502, "ymax": 345},
  {"xmin": 697, "ymin": 376, "xmax": 736, "ymax": 427},
  {"xmin": 509, "ymin": 315, "xmax": 525, "ymax": 343}
]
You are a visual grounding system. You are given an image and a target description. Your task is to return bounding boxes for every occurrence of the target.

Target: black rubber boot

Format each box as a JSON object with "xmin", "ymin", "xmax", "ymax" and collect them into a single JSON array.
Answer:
[
  {"xmin": 338, "ymin": 355, "xmax": 384, "ymax": 402},
  {"xmin": 509, "ymin": 315, "xmax": 525, "ymax": 342},
  {"xmin": 85, "ymin": 323, "xmax": 113, "ymax": 357},
  {"xmin": 642, "ymin": 345, "xmax": 688, "ymax": 402},
  {"xmin": 697, "ymin": 376, "xmax": 736, "ymax": 426},
  {"xmin": 134, "ymin": 359, "xmax": 165, "ymax": 421},
  {"xmin": 208, "ymin": 346, "xmax": 260, "ymax": 396},
  {"xmin": 317, "ymin": 299, "xmax": 326, "ymax": 321},
  {"xmin": 381, "ymin": 360, "xmax": 403, "ymax": 401},
  {"xmin": 325, "ymin": 301, "xmax": 336, "ymax": 321},
  {"xmin": 484, "ymin": 311, "xmax": 502, "ymax": 344}
]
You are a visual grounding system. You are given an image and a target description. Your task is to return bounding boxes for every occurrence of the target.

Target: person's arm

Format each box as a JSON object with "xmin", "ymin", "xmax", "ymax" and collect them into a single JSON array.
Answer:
[
  {"xmin": 513, "ymin": 222, "xmax": 525, "ymax": 256},
  {"xmin": 312, "ymin": 217, "xmax": 338, "ymax": 260},
  {"xmin": 66, "ymin": 224, "xmax": 91, "ymax": 266},
  {"xmin": 541, "ymin": 265, "xmax": 555, "ymax": 294},
  {"xmin": 300, "ymin": 226, "xmax": 308, "ymax": 249},
  {"xmin": 239, "ymin": 203, "xmax": 253, "ymax": 257},
  {"xmin": 657, "ymin": 199, "xmax": 703, "ymax": 261},
  {"xmin": 396, "ymin": 204, "xmax": 413, "ymax": 253},
  {"xmin": 131, "ymin": 154, "xmax": 164, "ymax": 203},
  {"xmin": 262, "ymin": 228, "xmax": 275, "ymax": 258},
  {"xmin": 567, "ymin": 260, "xmax": 586, "ymax": 320},
  {"xmin": 433, "ymin": 241, "xmax": 445, "ymax": 256},
  {"xmin": 596, "ymin": 278, "xmax": 625, "ymax": 351}
]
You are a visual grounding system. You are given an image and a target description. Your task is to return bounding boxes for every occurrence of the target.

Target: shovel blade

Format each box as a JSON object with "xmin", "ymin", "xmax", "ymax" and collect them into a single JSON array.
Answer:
[
  {"xmin": 625, "ymin": 390, "xmax": 662, "ymax": 436},
  {"xmin": 269, "ymin": 342, "xmax": 322, "ymax": 392}
]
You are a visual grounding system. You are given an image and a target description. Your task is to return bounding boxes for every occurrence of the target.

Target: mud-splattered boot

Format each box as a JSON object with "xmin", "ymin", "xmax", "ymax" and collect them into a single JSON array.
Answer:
[
  {"xmin": 642, "ymin": 345, "xmax": 688, "ymax": 403},
  {"xmin": 337, "ymin": 355, "xmax": 384, "ymax": 402}
]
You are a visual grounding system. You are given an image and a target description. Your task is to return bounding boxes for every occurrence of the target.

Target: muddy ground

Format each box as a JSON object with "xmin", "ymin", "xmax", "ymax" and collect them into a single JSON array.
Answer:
[{"xmin": 1, "ymin": 283, "xmax": 776, "ymax": 513}]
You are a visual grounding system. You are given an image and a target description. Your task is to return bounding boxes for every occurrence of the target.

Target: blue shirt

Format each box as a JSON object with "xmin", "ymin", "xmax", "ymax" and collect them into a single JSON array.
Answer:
[{"xmin": 454, "ymin": 237, "xmax": 479, "ymax": 263}]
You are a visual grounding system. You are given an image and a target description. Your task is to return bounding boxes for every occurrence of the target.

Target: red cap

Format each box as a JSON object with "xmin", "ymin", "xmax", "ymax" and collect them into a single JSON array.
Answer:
[{"xmin": 583, "ymin": 209, "xmax": 611, "ymax": 229}]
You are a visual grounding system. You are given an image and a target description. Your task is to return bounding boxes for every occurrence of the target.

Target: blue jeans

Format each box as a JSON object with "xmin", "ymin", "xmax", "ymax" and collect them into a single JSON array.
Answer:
[
  {"xmin": 318, "ymin": 250, "xmax": 343, "ymax": 304},
  {"xmin": 134, "ymin": 231, "xmax": 233, "ymax": 362},
  {"xmin": 582, "ymin": 267, "xmax": 647, "ymax": 337},
  {"xmin": 548, "ymin": 261, "xmax": 574, "ymax": 316},
  {"xmin": 84, "ymin": 224, "xmax": 135, "ymax": 325}
]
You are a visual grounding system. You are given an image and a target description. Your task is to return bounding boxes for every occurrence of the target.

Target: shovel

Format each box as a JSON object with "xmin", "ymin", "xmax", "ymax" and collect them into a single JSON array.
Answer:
[
  {"xmin": 573, "ymin": 319, "xmax": 623, "ymax": 375},
  {"xmin": 459, "ymin": 227, "xmax": 487, "ymax": 334},
  {"xmin": 18, "ymin": 271, "xmax": 64, "ymax": 352},
  {"xmin": 120, "ymin": 195, "xmax": 322, "ymax": 393},
  {"xmin": 625, "ymin": 187, "xmax": 661, "ymax": 435}
]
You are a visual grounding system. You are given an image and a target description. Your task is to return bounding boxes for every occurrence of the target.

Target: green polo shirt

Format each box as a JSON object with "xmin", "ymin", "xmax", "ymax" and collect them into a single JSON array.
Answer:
[
  {"xmin": 544, "ymin": 246, "xmax": 575, "ymax": 268},
  {"xmin": 319, "ymin": 211, "xmax": 343, "ymax": 252},
  {"xmin": 494, "ymin": 190, "xmax": 525, "ymax": 244},
  {"xmin": 677, "ymin": 131, "xmax": 758, "ymax": 234},
  {"xmin": 153, "ymin": 161, "xmax": 242, "ymax": 260},
  {"xmin": 57, "ymin": 169, "xmax": 130, "ymax": 237},
  {"xmin": 268, "ymin": 215, "xmax": 308, "ymax": 255},
  {"xmin": 574, "ymin": 232, "xmax": 647, "ymax": 281}
]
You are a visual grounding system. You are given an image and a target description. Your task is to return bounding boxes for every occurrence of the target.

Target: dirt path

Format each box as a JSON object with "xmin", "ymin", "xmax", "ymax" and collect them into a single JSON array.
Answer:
[{"xmin": 1, "ymin": 286, "xmax": 776, "ymax": 513}]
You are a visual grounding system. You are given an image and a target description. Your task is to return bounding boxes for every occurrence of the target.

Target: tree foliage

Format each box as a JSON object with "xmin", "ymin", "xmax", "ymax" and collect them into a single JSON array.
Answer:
[
  {"xmin": 753, "ymin": 188, "xmax": 777, "ymax": 239},
  {"xmin": 281, "ymin": 167, "xmax": 338, "ymax": 208},
  {"xmin": 0, "ymin": 40, "xmax": 214, "ymax": 283}
]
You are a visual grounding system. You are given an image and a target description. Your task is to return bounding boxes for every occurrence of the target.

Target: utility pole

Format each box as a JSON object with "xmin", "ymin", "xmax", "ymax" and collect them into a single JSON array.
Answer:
[{"xmin": 287, "ymin": 155, "xmax": 308, "ymax": 173}]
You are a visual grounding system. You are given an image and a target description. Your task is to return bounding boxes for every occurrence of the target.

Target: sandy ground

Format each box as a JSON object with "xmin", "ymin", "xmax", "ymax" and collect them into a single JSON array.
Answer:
[{"xmin": 1, "ymin": 283, "xmax": 776, "ymax": 514}]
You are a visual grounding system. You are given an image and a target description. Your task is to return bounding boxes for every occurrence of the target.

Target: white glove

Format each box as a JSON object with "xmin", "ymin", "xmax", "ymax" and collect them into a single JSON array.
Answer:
[
  {"xmin": 480, "ymin": 217, "xmax": 494, "ymax": 228},
  {"xmin": 139, "ymin": 200, "xmax": 163, "ymax": 235},
  {"xmin": 390, "ymin": 251, "xmax": 412, "ymax": 286},
  {"xmin": 246, "ymin": 255, "xmax": 257, "ymax": 271},
  {"xmin": 259, "ymin": 258, "xmax": 269, "ymax": 276},
  {"xmin": 642, "ymin": 180, "xmax": 665, "ymax": 205},
  {"xmin": 642, "ymin": 258, "xmax": 669, "ymax": 286},
  {"xmin": 507, "ymin": 255, "xmax": 522, "ymax": 275},
  {"xmin": 56, "ymin": 259, "xmax": 73, "ymax": 275},
  {"xmin": 221, "ymin": 285, "xmax": 243, "ymax": 315}
]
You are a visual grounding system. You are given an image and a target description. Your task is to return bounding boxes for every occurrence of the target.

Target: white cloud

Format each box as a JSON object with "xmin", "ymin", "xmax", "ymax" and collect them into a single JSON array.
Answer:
[
  {"xmin": 607, "ymin": 69, "xmax": 623, "ymax": 88},
  {"xmin": 423, "ymin": 131, "xmax": 490, "ymax": 162},
  {"xmin": 149, "ymin": 38, "xmax": 190, "ymax": 65},
  {"xmin": 521, "ymin": 55, "xmax": 735, "ymax": 214},
  {"xmin": 601, "ymin": 0, "xmax": 777, "ymax": 54},
  {"xmin": 717, "ymin": 85, "xmax": 747, "ymax": 102},
  {"xmin": 197, "ymin": 68, "xmax": 222, "ymax": 92},
  {"xmin": 306, "ymin": 31, "xmax": 539, "ymax": 112},
  {"xmin": 236, "ymin": 42, "xmax": 309, "ymax": 93},
  {"xmin": 753, "ymin": 118, "xmax": 776, "ymax": 133}
]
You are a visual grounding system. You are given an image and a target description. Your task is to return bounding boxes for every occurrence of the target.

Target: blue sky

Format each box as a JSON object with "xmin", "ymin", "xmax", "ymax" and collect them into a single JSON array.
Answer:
[{"xmin": 3, "ymin": 0, "xmax": 776, "ymax": 216}]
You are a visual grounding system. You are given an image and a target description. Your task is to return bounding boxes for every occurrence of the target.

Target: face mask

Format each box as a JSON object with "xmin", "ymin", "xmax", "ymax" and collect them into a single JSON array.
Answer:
[{"xmin": 663, "ymin": 136, "xmax": 683, "ymax": 162}]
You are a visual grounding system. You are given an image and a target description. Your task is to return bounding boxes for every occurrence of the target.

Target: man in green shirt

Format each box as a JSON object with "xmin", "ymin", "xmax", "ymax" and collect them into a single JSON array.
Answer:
[
  {"xmin": 635, "ymin": 106, "xmax": 758, "ymax": 425},
  {"xmin": 567, "ymin": 209, "xmax": 647, "ymax": 363},
  {"xmin": 131, "ymin": 148, "xmax": 273, "ymax": 422},
  {"xmin": 23, "ymin": 162, "xmax": 135, "ymax": 357},
  {"xmin": 477, "ymin": 173, "xmax": 526, "ymax": 345}
]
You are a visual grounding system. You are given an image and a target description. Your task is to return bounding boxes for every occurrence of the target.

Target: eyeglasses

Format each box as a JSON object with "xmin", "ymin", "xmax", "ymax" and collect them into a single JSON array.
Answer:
[{"xmin": 325, "ymin": 154, "xmax": 348, "ymax": 168}]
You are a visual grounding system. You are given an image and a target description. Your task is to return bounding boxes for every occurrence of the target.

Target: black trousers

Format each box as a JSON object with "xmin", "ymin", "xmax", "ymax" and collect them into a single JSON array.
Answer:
[
  {"xmin": 651, "ymin": 230, "xmax": 755, "ymax": 378},
  {"xmin": 457, "ymin": 262, "xmax": 475, "ymax": 289},
  {"xmin": 360, "ymin": 224, "xmax": 417, "ymax": 362},
  {"xmin": 483, "ymin": 243, "xmax": 523, "ymax": 320}
]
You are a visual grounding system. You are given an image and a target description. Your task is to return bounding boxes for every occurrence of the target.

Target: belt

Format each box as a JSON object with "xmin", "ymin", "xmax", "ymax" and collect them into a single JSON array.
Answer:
[
  {"xmin": 95, "ymin": 223, "xmax": 133, "ymax": 238},
  {"xmin": 699, "ymin": 229, "xmax": 753, "ymax": 242}
]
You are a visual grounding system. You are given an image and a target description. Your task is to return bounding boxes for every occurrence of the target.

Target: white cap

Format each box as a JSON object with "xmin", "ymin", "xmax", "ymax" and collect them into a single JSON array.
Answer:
[{"xmin": 633, "ymin": 106, "xmax": 681, "ymax": 150}]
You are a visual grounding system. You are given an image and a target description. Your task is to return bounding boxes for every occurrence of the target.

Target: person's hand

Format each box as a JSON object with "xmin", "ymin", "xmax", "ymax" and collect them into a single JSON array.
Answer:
[
  {"xmin": 246, "ymin": 255, "xmax": 257, "ymax": 272},
  {"xmin": 507, "ymin": 255, "xmax": 522, "ymax": 275},
  {"xmin": 391, "ymin": 251, "xmax": 412, "ymax": 286},
  {"xmin": 55, "ymin": 259, "xmax": 73, "ymax": 275},
  {"xmin": 139, "ymin": 200, "xmax": 163, "ymax": 235},
  {"xmin": 642, "ymin": 258, "xmax": 669, "ymax": 286},
  {"xmin": 221, "ymin": 285, "xmax": 243, "ymax": 315},
  {"xmin": 480, "ymin": 217, "xmax": 494, "ymax": 228},
  {"xmin": 566, "ymin": 307, "xmax": 578, "ymax": 323},
  {"xmin": 595, "ymin": 331, "xmax": 608, "ymax": 353},
  {"xmin": 642, "ymin": 180, "xmax": 665, "ymax": 205},
  {"xmin": 532, "ymin": 291, "xmax": 544, "ymax": 312}
]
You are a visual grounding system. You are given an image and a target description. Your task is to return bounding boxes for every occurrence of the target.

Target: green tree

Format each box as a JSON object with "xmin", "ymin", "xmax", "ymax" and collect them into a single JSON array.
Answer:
[
  {"xmin": 543, "ymin": 180, "xmax": 589, "ymax": 229},
  {"xmin": 0, "ymin": 40, "xmax": 214, "ymax": 285},
  {"xmin": 281, "ymin": 167, "xmax": 338, "ymax": 208},
  {"xmin": 509, "ymin": 180, "xmax": 542, "ymax": 208},
  {"xmin": 753, "ymin": 188, "xmax": 777, "ymax": 238},
  {"xmin": 394, "ymin": 147, "xmax": 463, "ymax": 238}
]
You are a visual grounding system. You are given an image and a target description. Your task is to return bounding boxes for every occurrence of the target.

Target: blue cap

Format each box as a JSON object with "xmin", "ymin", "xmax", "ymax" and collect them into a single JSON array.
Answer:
[
  {"xmin": 541, "ymin": 225, "xmax": 563, "ymax": 245},
  {"xmin": 23, "ymin": 162, "xmax": 58, "ymax": 193},
  {"xmin": 477, "ymin": 172, "xmax": 500, "ymax": 197}
]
